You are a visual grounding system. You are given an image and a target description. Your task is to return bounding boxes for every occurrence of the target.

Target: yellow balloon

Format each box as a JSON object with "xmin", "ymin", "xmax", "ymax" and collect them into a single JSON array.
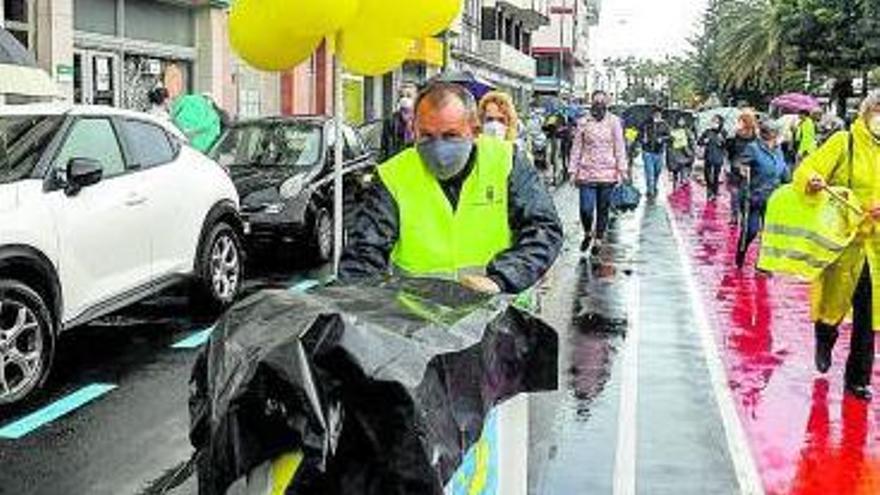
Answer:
[
  {"xmin": 340, "ymin": 27, "xmax": 411, "ymax": 76},
  {"xmin": 357, "ymin": 0, "xmax": 460, "ymax": 38},
  {"xmin": 230, "ymin": 0, "xmax": 322, "ymax": 71},
  {"xmin": 275, "ymin": 0, "xmax": 361, "ymax": 36}
]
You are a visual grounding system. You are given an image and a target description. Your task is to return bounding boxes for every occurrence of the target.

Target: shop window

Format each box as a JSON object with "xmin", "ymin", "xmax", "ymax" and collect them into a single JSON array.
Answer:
[
  {"xmin": 125, "ymin": 0, "xmax": 194, "ymax": 47},
  {"xmin": 3, "ymin": 0, "xmax": 27, "ymax": 22},
  {"xmin": 536, "ymin": 57, "xmax": 556, "ymax": 78},
  {"xmin": 4, "ymin": 0, "xmax": 32, "ymax": 51},
  {"xmin": 73, "ymin": 0, "xmax": 117, "ymax": 35}
]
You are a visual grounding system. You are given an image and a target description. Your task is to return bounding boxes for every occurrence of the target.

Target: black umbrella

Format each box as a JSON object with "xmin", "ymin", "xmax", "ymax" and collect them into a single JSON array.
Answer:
[{"xmin": 430, "ymin": 70, "xmax": 496, "ymax": 101}]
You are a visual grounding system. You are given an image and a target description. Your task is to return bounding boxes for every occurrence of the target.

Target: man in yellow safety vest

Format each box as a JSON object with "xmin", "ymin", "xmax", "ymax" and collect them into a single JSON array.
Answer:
[{"xmin": 340, "ymin": 81, "xmax": 563, "ymax": 294}]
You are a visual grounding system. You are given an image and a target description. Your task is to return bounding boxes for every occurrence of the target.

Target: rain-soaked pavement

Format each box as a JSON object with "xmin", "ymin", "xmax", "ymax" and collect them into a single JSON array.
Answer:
[
  {"xmin": 0, "ymin": 253, "xmax": 331, "ymax": 495},
  {"xmin": 3, "ymin": 174, "xmax": 880, "ymax": 494},
  {"xmin": 668, "ymin": 181, "xmax": 880, "ymax": 494}
]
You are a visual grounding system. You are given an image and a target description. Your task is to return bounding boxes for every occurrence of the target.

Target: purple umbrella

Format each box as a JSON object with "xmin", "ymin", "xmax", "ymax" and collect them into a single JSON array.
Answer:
[{"xmin": 771, "ymin": 93, "xmax": 820, "ymax": 113}]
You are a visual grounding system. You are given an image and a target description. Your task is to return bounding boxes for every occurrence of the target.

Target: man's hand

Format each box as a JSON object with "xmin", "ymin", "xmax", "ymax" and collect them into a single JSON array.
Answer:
[
  {"xmin": 806, "ymin": 175, "xmax": 826, "ymax": 195},
  {"xmin": 460, "ymin": 275, "xmax": 502, "ymax": 295},
  {"xmin": 869, "ymin": 204, "xmax": 880, "ymax": 222}
]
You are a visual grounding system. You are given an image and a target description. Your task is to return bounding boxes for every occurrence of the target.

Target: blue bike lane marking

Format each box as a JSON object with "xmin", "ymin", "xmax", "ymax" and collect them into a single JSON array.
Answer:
[{"xmin": 0, "ymin": 383, "xmax": 117, "ymax": 440}]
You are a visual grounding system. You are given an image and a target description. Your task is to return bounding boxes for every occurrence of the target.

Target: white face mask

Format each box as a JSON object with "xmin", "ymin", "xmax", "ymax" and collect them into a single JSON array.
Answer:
[
  {"xmin": 399, "ymin": 96, "xmax": 415, "ymax": 111},
  {"xmin": 869, "ymin": 114, "xmax": 880, "ymax": 138},
  {"xmin": 483, "ymin": 121, "xmax": 508, "ymax": 139}
]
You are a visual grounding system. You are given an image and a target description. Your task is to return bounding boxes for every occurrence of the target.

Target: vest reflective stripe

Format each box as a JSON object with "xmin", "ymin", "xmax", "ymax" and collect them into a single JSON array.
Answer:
[
  {"xmin": 762, "ymin": 225, "xmax": 847, "ymax": 252},
  {"xmin": 758, "ymin": 184, "xmax": 860, "ymax": 280},
  {"xmin": 378, "ymin": 136, "xmax": 514, "ymax": 278}
]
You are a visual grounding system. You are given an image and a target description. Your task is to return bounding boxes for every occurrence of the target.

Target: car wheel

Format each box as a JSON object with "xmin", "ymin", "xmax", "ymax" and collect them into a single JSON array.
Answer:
[
  {"xmin": 0, "ymin": 280, "xmax": 55, "ymax": 405},
  {"xmin": 312, "ymin": 208, "xmax": 334, "ymax": 263},
  {"xmin": 195, "ymin": 222, "xmax": 243, "ymax": 310}
]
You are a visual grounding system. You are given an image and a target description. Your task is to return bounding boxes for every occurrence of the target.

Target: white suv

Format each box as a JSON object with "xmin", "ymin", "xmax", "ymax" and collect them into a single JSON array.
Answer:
[{"xmin": 0, "ymin": 104, "xmax": 244, "ymax": 404}]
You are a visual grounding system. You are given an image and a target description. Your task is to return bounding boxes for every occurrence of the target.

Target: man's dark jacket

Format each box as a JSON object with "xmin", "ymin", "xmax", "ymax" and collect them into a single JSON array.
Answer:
[{"xmin": 339, "ymin": 146, "xmax": 564, "ymax": 293}]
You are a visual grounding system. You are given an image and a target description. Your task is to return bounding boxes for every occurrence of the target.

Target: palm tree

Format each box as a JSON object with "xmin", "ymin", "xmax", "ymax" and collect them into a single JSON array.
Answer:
[{"xmin": 714, "ymin": 0, "xmax": 787, "ymax": 91}]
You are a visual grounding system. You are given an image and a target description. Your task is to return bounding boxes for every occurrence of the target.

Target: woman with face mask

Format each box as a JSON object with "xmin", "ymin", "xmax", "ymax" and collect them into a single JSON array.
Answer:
[
  {"xmin": 794, "ymin": 90, "xmax": 880, "ymax": 401},
  {"xmin": 569, "ymin": 90, "xmax": 628, "ymax": 255},
  {"xmin": 478, "ymin": 91, "xmax": 520, "ymax": 143}
]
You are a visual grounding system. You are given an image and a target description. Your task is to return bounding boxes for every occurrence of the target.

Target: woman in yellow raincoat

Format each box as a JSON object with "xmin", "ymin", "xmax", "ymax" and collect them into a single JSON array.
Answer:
[{"xmin": 794, "ymin": 91, "xmax": 880, "ymax": 401}]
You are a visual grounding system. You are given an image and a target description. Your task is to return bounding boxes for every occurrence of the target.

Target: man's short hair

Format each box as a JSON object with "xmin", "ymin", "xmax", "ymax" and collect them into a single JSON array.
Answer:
[{"xmin": 414, "ymin": 81, "xmax": 478, "ymax": 122}]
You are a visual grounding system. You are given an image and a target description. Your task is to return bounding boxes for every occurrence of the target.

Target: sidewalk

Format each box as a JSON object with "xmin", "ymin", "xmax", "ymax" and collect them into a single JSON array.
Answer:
[
  {"xmin": 530, "ymin": 183, "xmax": 742, "ymax": 494},
  {"xmin": 668, "ymin": 180, "xmax": 880, "ymax": 495}
]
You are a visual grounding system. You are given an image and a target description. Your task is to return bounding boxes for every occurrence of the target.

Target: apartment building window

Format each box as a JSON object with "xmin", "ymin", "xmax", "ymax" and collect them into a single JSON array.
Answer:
[
  {"xmin": 536, "ymin": 56, "xmax": 555, "ymax": 78},
  {"xmin": 4, "ymin": 0, "xmax": 33, "ymax": 50}
]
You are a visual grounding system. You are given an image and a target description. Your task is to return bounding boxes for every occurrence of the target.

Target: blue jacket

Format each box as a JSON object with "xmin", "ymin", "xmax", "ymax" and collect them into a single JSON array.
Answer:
[{"xmin": 742, "ymin": 140, "xmax": 790, "ymax": 203}]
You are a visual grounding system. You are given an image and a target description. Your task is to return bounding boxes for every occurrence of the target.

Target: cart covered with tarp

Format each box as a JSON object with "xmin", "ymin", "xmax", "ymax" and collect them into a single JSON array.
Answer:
[{"xmin": 189, "ymin": 278, "xmax": 558, "ymax": 495}]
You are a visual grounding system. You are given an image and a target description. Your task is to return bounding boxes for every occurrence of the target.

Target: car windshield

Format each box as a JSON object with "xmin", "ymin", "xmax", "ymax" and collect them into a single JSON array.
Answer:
[
  {"xmin": 212, "ymin": 122, "xmax": 323, "ymax": 168},
  {"xmin": 0, "ymin": 115, "xmax": 65, "ymax": 184}
]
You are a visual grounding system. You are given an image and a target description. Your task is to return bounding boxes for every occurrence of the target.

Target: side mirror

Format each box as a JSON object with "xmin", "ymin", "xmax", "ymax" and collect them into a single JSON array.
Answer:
[{"xmin": 65, "ymin": 158, "xmax": 103, "ymax": 196}]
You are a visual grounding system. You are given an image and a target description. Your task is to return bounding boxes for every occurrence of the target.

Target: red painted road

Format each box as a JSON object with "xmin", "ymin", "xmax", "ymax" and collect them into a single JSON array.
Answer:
[{"xmin": 668, "ymin": 181, "xmax": 880, "ymax": 495}]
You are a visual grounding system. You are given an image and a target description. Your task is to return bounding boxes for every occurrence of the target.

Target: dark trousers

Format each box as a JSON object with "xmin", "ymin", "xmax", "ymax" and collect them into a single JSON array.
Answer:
[
  {"xmin": 816, "ymin": 267, "xmax": 875, "ymax": 387},
  {"xmin": 579, "ymin": 183, "xmax": 614, "ymax": 240},
  {"xmin": 704, "ymin": 160, "xmax": 723, "ymax": 196},
  {"xmin": 736, "ymin": 200, "xmax": 767, "ymax": 267}
]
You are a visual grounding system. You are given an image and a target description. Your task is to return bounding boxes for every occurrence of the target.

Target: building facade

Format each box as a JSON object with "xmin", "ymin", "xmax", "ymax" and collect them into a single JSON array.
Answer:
[
  {"xmin": 531, "ymin": 0, "xmax": 600, "ymax": 101},
  {"xmin": 448, "ymin": 0, "xmax": 548, "ymax": 110}
]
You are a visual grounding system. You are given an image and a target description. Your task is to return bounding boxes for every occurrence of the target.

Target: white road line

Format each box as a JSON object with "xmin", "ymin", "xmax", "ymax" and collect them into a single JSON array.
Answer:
[
  {"xmin": 665, "ymin": 203, "xmax": 766, "ymax": 495},
  {"xmin": 613, "ymin": 205, "xmax": 645, "ymax": 495}
]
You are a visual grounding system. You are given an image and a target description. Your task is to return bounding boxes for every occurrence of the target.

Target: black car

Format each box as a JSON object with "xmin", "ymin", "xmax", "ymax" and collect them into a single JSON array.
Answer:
[{"xmin": 210, "ymin": 116, "xmax": 376, "ymax": 262}]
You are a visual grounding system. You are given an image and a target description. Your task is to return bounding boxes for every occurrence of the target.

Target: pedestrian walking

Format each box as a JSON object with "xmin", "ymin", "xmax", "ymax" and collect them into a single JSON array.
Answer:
[
  {"xmin": 795, "ymin": 108, "xmax": 820, "ymax": 162},
  {"xmin": 734, "ymin": 119, "xmax": 790, "ymax": 269},
  {"xmin": 726, "ymin": 109, "xmax": 759, "ymax": 225},
  {"xmin": 340, "ymin": 81, "xmax": 563, "ymax": 294},
  {"xmin": 668, "ymin": 116, "xmax": 696, "ymax": 189},
  {"xmin": 699, "ymin": 115, "xmax": 727, "ymax": 200},
  {"xmin": 147, "ymin": 86, "xmax": 170, "ymax": 120},
  {"xmin": 569, "ymin": 90, "xmax": 628, "ymax": 255},
  {"xmin": 478, "ymin": 91, "xmax": 525, "ymax": 150},
  {"xmin": 795, "ymin": 90, "xmax": 880, "ymax": 401},
  {"xmin": 380, "ymin": 83, "xmax": 418, "ymax": 161},
  {"xmin": 639, "ymin": 107, "xmax": 669, "ymax": 198}
]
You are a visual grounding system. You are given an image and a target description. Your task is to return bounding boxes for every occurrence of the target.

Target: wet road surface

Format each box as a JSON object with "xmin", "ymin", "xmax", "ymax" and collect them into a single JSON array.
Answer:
[
  {"xmin": 0, "ymin": 255, "xmax": 330, "ymax": 495},
  {"xmin": 668, "ymin": 181, "xmax": 880, "ymax": 494},
  {"xmin": 530, "ymin": 183, "xmax": 743, "ymax": 494}
]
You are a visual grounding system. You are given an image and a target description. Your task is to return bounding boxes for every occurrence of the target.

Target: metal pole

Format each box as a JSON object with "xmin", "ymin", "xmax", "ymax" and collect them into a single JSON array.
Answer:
[
  {"xmin": 558, "ymin": 0, "xmax": 564, "ymax": 101},
  {"xmin": 442, "ymin": 29, "xmax": 451, "ymax": 71},
  {"xmin": 333, "ymin": 32, "xmax": 345, "ymax": 276}
]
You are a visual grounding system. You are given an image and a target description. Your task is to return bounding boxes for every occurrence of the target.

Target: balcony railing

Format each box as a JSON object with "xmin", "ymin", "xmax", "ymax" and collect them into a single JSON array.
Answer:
[{"xmin": 480, "ymin": 40, "xmax": 536, "ymax": 79}]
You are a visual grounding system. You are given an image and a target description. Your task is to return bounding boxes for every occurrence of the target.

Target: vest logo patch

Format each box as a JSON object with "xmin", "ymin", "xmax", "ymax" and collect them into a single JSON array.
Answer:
[{"xmin": 486, "ymin": 186, "xmax": 495, "ymax": 202}]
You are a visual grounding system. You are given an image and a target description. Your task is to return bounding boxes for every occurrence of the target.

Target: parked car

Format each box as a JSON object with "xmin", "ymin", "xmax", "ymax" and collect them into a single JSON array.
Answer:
[
  {"xmin": 210, "ymin": 116, "xmax": 376, "ymax": 262},
  {"xmin": 0, "ymin": 104, "xmax": 244, "ymax": 404}
]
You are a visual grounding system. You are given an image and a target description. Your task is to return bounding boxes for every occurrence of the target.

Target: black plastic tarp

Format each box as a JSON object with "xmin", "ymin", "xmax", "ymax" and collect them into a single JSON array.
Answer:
[{"xmin": 189, "ymin": 278, "xmax": 558, "ymax": 495}]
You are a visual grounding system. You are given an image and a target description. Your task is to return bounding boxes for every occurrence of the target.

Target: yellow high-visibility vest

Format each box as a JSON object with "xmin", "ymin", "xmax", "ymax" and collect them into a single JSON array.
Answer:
[
  {"xmin": 377, "ymin": 135, "xmax": 514, "ymax": 279},
  {"xmin": 758, "ymin": 184, "xmax": 862, "ymax": 280}
]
